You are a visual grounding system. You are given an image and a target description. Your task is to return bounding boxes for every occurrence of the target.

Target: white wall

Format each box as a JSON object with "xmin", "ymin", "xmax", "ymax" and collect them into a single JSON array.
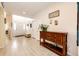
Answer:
[
  {"xmin": 32, "ymin": 3, "xmax": 77, "ymax": 56},
  {"xmin": 32, "ymin": 20, "xmax": 42, "ymax": 39},
  {"xmin": 12, "ymin": 15, "xmax": 33, "ymax": 36},
  {"xmin": 0, "ymin": 3, "xmax": 6, "ymax": 48}
]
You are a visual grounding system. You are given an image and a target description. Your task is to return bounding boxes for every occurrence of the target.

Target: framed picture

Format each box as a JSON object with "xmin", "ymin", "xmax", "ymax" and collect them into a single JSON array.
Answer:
[
  {"xmin": 1, "ymin": 2, "xmax": 4, "ymax": 8},
  {"xmin": 49, "ymin": 10, "xmax": 60, "ymax": 18},
  {"xmin": 27, "ymin": 24, "xmax": 29, "ymax": 26},
  {"xmin": 4, "ymin": 18, "xmax": 6, "ymax": 24},
  {"xmin": 54, "ymin": 20, "xmax": 58, "ymax": 25},
  {"xmin": 30, "ymin": 24, "xmax": 32, "ymax": 28}
]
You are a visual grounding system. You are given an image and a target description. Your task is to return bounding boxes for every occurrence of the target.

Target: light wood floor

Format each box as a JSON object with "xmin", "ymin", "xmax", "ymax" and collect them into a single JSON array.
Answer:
[{"xmin": 0, "ymin": 36, "xmax": 58, "ymax": 56}]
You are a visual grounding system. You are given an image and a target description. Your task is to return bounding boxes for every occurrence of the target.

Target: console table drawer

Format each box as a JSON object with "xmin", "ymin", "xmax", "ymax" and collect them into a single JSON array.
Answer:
[{"xmin": 46, "ymin": 36, "xmax": 55, "ymax": 42}]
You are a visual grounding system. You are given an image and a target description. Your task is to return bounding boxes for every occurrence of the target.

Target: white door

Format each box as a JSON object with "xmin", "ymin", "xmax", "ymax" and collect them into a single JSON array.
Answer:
[{"xmin": 13, "ymin": 23, "xmax": 25, "ymax": 36}]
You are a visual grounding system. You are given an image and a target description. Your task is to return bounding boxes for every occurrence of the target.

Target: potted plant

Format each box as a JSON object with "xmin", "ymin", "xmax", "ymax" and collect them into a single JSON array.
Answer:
[{"xmin": 39, "ymin": 24, "xmax": 49, "ymax": 31}]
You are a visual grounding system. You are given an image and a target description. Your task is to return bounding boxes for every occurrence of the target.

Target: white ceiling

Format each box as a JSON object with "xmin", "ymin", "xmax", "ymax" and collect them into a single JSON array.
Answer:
[{"xmin": 3, "ymin": 2, "xmax": 53, "ymax": 18}]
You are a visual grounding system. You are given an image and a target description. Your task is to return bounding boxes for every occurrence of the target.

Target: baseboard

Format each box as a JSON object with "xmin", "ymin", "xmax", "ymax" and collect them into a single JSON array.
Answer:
[
  {"xmin": 67, "ymin": 52, "xmax": 71, "ymax": 56},
  {"xmin": 14, "ymin": 35, "xmax": 25, "ymax": 37}
]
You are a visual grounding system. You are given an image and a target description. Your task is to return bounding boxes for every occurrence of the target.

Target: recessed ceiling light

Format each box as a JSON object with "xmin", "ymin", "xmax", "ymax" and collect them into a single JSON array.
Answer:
[{"xmin": 23, "ymin": 11, "xmax": 26, "ymax": 15}]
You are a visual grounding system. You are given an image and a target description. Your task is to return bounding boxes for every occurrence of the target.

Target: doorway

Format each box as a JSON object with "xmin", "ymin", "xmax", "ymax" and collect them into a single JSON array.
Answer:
[
  {"xmin": 77, "ymin": 2, "xmax": 79, "ymax": 46},
  {"xmin": 12, "ymin": 15, "xmax": 33, "ymax": 38}
]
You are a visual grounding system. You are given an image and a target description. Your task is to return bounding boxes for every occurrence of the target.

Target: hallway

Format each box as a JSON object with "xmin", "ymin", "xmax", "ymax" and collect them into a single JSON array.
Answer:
[
  {"xmin": 0, "ymin": 36, "xmax": 58, "ymax": 56},
  {"xmin": 0, "ymin": 2, "xmax": 78, "ymax": 56}
]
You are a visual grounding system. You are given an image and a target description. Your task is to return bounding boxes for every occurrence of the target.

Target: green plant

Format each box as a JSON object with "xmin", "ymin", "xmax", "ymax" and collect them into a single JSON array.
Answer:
[{"xmin": 39, "ymin": 24, "xmax": 49, "ymax": 31}]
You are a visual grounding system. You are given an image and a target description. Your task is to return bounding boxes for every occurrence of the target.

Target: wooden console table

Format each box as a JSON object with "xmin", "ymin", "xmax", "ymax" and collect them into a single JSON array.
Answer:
[{"xmin": 40, "ymin": 31, "xmax": 67, "ymax": 56}]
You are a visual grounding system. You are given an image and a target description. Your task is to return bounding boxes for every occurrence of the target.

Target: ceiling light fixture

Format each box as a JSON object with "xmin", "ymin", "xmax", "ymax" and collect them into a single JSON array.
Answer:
[{"xmin": 23, "ymin": 11, "xmax": 26, "ymax": 15}]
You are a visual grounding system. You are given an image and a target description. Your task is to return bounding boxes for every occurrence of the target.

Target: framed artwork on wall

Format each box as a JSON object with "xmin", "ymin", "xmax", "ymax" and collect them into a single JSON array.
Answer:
[
  {"xmin": 49, "ymin": 10, "xmax": 60, "ymax": 18},
  {"xmin": 1, "ymin": 2, "xmax": 4, "ymax": 8},
  {"xmin": 4, "ymin": 18, "xmax": 6, "ymax": 24},
  {"xmin": 27, "ymin": 24, "xmax": 29, "ymax": 26},
  {"xmin": 54, "ymin": 20, "xmax": 58, "ymax": 25},
  {"xmin": 30, "ymin": 24, "xmax": 32, "ymax": 28}
]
